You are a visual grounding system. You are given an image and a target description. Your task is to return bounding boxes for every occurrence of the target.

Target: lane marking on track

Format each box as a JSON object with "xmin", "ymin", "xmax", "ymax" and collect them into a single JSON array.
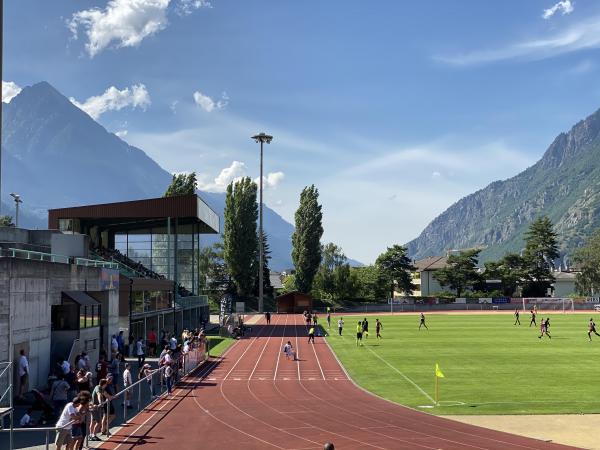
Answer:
[
  {"xmin": 110, "ymin": 341, "xmax": 239, "ymax": 450},
  {"xmin": 274, "ymin": 313, "xmax": 289, "ymax": 380},
  {"xmin": 364, "ymin": 345, "xmax": 435, "ymax": 404}
]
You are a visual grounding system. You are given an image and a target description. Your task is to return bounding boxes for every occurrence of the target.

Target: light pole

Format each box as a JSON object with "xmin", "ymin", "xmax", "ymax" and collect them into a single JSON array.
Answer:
[
  {"xmin": 9, "ymin": 193, "xmax": 22, "ymax": 227},
  {"xmin": 251, "ymin": 132, "xmax": 273, "ymax": 314}
]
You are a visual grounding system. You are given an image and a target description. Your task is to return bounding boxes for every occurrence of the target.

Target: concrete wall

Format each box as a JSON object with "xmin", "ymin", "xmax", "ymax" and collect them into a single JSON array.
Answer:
[
  {"xmin": 51, "ymin": 233, "xmax": 89, "ymax": 258},
  {"xmin": 0, "ymin": 257, "xmax": 119, "ymax": 391},
  {"xmin": 420, "ymin": 271, "xmax": 444, "ymax": 296}
]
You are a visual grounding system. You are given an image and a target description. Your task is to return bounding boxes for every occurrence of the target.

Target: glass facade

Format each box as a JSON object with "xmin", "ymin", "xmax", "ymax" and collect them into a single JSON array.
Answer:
[
  {"xmin": 114, "ymin": 225, "xmax": 201, "ymax": 295},
  {"xmin": 130, "ymin": 290, "xmax": 172, "ymax": 314}
]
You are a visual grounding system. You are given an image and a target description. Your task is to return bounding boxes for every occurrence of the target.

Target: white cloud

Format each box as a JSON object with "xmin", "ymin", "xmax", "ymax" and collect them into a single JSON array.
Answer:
[
  {"xmin": 176, "ymin": 0, "xmax": 211, "ymax": 15},
  {"xmin": 436, "ymin": 16, "xmax": 600, "ymax": 66},
  {"xmin": 2, "ymin": 80, "xmax": 21, "ymax": 103},
  {"xmin": 68, "ymin": 0, "xmax": 172, "ymax": 57},
  {"xmin": 198, "ymin": 161, "xmax": 285, "ymax": 193},
  {"xmin": 115, "ymin": 130, "xmax": 128, "ymax": 138},
  {"xmin": 193, "ymin": 90, "xmax": 228, "ymax": 112},
  {"xmin": 543, "ymin": 1, "xmax": 574, "ymax": 19},
  {"xmin": 255, "ymin": 171, "xmax": 285, "ymax": 189},
  {"xmin": 432, "ymin": 171, "xmax": 441, "ymax": 178},
  {"xmin": 70, "ymin": 84, "xmax": 151, "ymax": 120}
]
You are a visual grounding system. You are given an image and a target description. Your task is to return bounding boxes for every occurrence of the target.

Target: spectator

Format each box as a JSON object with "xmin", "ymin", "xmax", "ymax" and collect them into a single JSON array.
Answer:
[
  {"xmin": 110, "ymin": 335, "xmax": 119, "ymax": 355},
  {"xmin": 128, "ymin": 334, "xmax": 134, "ymax": 357},
  {"xmin": 135, "ymin": 337, "xmax": 145, "ymax": 368},
  {"xmin": 61, "ymin": 358, "xmax": 71, "ymax": 376},
  {"xmin": 139, "ymin": 363, "xmax": 156, "ymax": 398},
  {"xmin": 101, "ymin": 376, "xmax": 116, "ymax": 437},
  {"xmin": 148, "ymin": 328, "xmax": 157, "ymax": 357},
  {"xmin": 76, "ymin": 369, "xmax": 92, "ymax": 393},
  {"xmin": 70, "ymin": 393, "xmax": 90, "ymax": 450},
  {"xmin": 117, "ymin": 331, "xmax": 125, "ymax": 355},
  {"xmin": 50, "ymin": 375, "xmax": 71, "ymax": 418},
  {"xmin": 17, "ymin": 349, "xmax": 29, "ymax": 399},
  {"xmin": 89, "ymin": 380, "xmax": 105, "ymax": 442},
  {"xmin": 76, "ymin": 352, "xmax": 89, "ymax": 372},
  {"xmin": 164, "ymin": 363, "xmax": 173, "ymax": 396},
  {"xmin": 169, "ymin": 334, "xmax": 177, "ymax": 351},
  {"xmin": 95, "ymin": 355, "xmax": 108, "ymax": 383},
  {"xmin": 19, "ymin": 408, "xmax": 35, "ymax": 427},
  {"xmin": 55, "ymin": 395, "xmax": 85, "ymax": 450},
  {"xmin": 109, "ymin": 354, "xmax": 121, "ymax": 391},
  {"xmin": 123, "ymin": 362, "xmax": 133, "ymax": 409}
]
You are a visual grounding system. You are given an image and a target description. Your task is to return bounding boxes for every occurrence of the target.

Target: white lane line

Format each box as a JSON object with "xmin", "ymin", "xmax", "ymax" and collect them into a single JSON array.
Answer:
[
  {"xmin": 249, "ymin": 314, "xmax": 279, "ymax": 380},
  {"xmin": 112, "ymin": 342, "xmax": 239, "ymax": 450},
  {"xmin": 364, "ymin": 345, "xmax": 435, "ymax": 404},
  {"xmin": 273, "ymin": 313, "xmax": 289, "ymax": 380}
]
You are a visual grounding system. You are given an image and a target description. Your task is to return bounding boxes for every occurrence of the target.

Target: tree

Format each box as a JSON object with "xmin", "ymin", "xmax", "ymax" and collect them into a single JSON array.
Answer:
[
  {"xmin": 521, "ymin": 216, "xmax": 560, "ymax": 297},
  {"xmin": 352, "ymin": 265, "xmax": 389, "ymax": 301},
  {"xmin": 0, "ymin": 215, "xmax": 15, "ymax": 227},
  {"xmin": 164, "ymin": 172, "xmax": 198, "ymax": 197},
  {"xmin": 312, "ymin": 243, "xmax": 358, "ymax": 301},
  {"xmin": 223, "ymin": 177, "xmax": 259, "ymax": 298},
  {"xmin": 573, "ymin": 229, "xmax": 600, "ymax": 296},
  {"xmin": 253, "ymin": 232, "xmax": 274, "ymax": 299},
  {"xmin": 375, "ymin": 245, "xmax": 416, "ymax": 298},
  {"xmin": 433, "ymin": 249, "xmax": 481, "ymax": 298},
  {"xmin": 484, "ymin": 253, "xmax": 524, "ymax": 297},
  {"xmin": 292, "ymin": 185, "xmax": 323, "ymax": 293}
]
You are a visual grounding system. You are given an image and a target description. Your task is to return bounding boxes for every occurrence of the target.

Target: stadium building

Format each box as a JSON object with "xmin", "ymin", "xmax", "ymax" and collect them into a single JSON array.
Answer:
[{"xmin": 1, "ymin": 194, "xmax": 219, "ymax": 395}]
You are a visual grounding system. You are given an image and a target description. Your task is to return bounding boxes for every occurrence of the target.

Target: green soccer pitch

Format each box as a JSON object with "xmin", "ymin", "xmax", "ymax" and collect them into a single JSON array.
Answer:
[{"xmin": 324, "ymin": 313, "xmax": 600, "ymax": 415}]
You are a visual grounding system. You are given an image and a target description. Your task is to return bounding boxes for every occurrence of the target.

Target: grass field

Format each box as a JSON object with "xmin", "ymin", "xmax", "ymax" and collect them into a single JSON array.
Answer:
[
  {"xmin": 325, "ymin": 313, "xmax": 600, "ymax": 415},
  {"xmin": 207, "ymin": 336, "xmax": 235, "ymax": 357}
]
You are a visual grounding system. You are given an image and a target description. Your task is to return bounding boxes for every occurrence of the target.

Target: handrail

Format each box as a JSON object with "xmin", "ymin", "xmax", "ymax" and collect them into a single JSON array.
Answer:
[
  {"xmin": 74, "ymin": 257, "xmax": 119, "ymax": 270},
  {"xmin": 3, "ymin": 248, "xmax": 70, "ymax": 264}
]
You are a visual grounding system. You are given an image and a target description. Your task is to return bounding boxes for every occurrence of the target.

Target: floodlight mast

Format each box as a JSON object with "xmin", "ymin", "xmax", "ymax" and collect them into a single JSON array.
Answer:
[
  {"xmin": 9, "ymin": 193, "xmax": 22, "ymax": 227},
  {"xmin": 251, "ymin": 133, "xmax": 273, "ymax": 314}
]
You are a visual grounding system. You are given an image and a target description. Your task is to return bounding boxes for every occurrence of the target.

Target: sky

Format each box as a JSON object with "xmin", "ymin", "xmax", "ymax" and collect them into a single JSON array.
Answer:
[{"xmin": 3, "ymin": 0, "xmax": 600, "ymax": 264}]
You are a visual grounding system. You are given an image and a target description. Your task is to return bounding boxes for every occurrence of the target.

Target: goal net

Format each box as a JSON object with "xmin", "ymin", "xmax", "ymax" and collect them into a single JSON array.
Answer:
[{"xmin": 522, "ymin": 298, "xmax": 574, "ymax": 313}]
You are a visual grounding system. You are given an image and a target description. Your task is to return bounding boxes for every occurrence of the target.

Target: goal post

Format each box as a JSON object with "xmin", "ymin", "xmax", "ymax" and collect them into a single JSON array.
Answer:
[{"xmin": 522, "ymin": 298, "xmax": 574, "ymax": 313}]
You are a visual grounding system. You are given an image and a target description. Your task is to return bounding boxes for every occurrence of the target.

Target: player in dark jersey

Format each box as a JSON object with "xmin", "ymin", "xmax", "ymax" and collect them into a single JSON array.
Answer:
[
  {"xmin": 362, "ymin": 318, "xmax": 369, "ymax": 339},
  {"xmin": 538, "ymin": 317, "xmax": 551, "ymax": 339},
  {"xmin": 419, "ymin": 313, "xmax": 428, "ymax": 330},
  {"xmin": 375, "ymin": 319, "xmax": 383, "ymax": 339},
  {"xmin": 514, "ymin": 309, "xmax": 520, "ymax": 325},
  {"xmin": 588, "ymin": 318, "xmax": 600, "ymax": 341},
  {"xmin": 529, "ymin": 310, "xmax": 537, "ymax": 327}
]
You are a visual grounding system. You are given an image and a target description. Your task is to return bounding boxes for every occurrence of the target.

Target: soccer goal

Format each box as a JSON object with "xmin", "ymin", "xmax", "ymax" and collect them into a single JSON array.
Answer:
[{"xmin": 522, "ymin": 298, "xmax": 574, "ymax": 313}]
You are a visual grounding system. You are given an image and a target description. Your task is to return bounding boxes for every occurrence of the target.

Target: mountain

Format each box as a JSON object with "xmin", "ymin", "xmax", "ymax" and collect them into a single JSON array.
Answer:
[
  {"xmin": 406, "ymin": 107, "xmax": 600, "ymax": 264},
  {"xmin": 1, "ymin": 81, "xmax": 296, "ymax": 270}
]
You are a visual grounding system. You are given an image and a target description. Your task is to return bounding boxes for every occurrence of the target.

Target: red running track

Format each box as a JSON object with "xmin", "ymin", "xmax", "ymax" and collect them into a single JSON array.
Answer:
[{"xmin": 100, "ymin": 314, "xmax": 580, "ymax": 450}]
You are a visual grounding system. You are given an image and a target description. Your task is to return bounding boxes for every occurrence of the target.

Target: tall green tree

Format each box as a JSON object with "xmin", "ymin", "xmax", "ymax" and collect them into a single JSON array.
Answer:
[
  {"xmin": 521, "ymin": 216, "xmax": 560, "ymax": 297},
  {"xmin": 223, "ymin": 177, "xmax": 259, "ymax": 298},
  {"xmin": 253, "ymin": 232, "xmax": 274, "ymax": 299},
  {"xmin": 573, "ymin": 229, "xmax": 600, "ymax": 296},
  {"xmin": 433, "ymin": 249, "xmax": 481, "ymax": 298},
  {"xmin": 376, "ymin": 245, "xmax": 416, "ymax": 298},
  {"xmin": 484, "ymin": 253, "xmax": 524, "ymax": 297},
  {"xmin": 312, "ymin": 243, "xmax": 358, "ymax": 300},
  {"xmin": 164, "ymin": 172, "xmax": 198, "ymax": 197},
  {"xmin": 292, "ymin": 185, "xmax": 323, "ymax": 293}
]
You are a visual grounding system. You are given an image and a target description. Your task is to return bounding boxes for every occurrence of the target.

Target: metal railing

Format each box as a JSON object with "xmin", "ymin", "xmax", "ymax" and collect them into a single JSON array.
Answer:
[
  {"xmin": 175, "ymin": 295, "xmax": 209, "ymax": 309},
  {"xmin": 1, "ymin": 343, "xmax": 208, "ymax": 449},
  {"xmin": 74, "ymin": 257, "xmax": 119, "ymax": 270},
  {"xmin": 1, "ymin": 248, "xmax": 70, "ymax": 264}
]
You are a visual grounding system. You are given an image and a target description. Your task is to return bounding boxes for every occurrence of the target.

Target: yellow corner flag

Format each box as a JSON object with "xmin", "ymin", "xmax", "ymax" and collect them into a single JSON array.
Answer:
[{"xmin": 435, "ymin": 363, "xmax": 445, "ymax": 378}]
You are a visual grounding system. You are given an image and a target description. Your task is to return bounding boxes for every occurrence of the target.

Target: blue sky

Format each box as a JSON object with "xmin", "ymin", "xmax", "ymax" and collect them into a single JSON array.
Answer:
[{"xmin": 4, "ymin": 0, "xmax": 600, "ymax": 263}]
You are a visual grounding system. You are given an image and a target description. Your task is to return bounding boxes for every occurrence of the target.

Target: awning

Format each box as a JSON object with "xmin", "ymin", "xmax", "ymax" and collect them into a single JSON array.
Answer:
[{"xmin": 63, "ymin": 291, "xmax": 100, "ymax": 307}]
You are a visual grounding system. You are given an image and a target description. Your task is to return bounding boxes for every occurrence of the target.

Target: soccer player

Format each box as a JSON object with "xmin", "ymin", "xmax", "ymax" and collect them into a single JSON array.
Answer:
[
  {"xmin": 338, "ymin": 317, "xmax": 344, "ymax": 336},
  {"xmin": 375, "ymin": 319, "xmax": 383, "ymax": 339},
  {"xmin": 362, "ymin": 318, "xmax": 369, "ymax": 339},
  {"xmin": 538, "ymin": 317, "xmax": 551, "ymax": 339},
  {"xmin": 356, "ymin": 321, "xmax": 363, "ymax": 346},
  {"xmin": 327, "ymin": 313, "xmax": 331, "ymax": 329},
  {"xmin": 529, "ymin": 309, "xmax": 537, "ymax": 327},
  {"xmin": 419, "ymin": 313, "xmax": 428, "ymax": 330},
  {"xmin": 588, "ymin": 318, "xmax": 600, "ymax": 341},
  {"xmin": 514, "ymin": 309, "xmax": 520, "ymax": 325}
]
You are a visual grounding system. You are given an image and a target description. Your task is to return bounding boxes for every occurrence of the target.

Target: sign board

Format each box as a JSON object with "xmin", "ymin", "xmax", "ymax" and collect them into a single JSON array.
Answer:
[
  {"xmin": 492, "ymin": 297, "xmax": 510, "ymax": 304},
  {"xmin": 478, "ymin": 297, "xmax": 492, "ymax": 304},
  {"xmin": 235, "ymin": 302, "xmax": 245, "ymax": 313},
  {"xmin": 100, "ymin": 269, "xmax": 119, "ymax": 290},
  {"xmin": 454, "ymin": 297, "xmax": 467, "ymax": 304}
]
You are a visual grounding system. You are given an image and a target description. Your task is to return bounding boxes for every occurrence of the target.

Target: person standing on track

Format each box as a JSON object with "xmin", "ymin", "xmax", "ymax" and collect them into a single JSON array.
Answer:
[
  {"xmin": 338, "ymin": 317, "xmax": 344, "ymax": 336},
  {"xmin": 514, "ymin": 309, "xmax": 521, "ymax": 325},
  {"xmin": 313, "ymin": 313, "xmax": 318, "ymax": 326},
  {"xmin": 362, "ymin": 317, "xmax": 369, "ymax": 339},
  {"xmin": 588, "ymin": 318, "xmax": 600, "ymax": 341},
  {"xmin": 308, "ymin": 326, "xmax": 315, "ymax": 344},
  {"xmin": 529, "ymin": 309, "xmax": 537, "ymax": 327},
  {"xmin": 356, "ymin": 321, "xmax": 363, "ymax": 346},
  {"xmin": 419, "ymin": 313, "xmax": 428, "ymax": 330},
  {"xmin": 265, "ymin": 311, "xmax": 271, "ymax": 325},
  {"xmin": 376, "ymin": 319, "xmax": 383, "ymax": 339},
  {"xmin": 306, "ymin": 312, "xmax": 312, "ymax": 327}
]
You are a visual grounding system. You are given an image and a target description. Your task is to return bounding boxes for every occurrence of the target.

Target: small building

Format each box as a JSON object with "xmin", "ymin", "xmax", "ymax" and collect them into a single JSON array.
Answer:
[
  {"xmin": 408, "ymin": 256, "xmax": 449, "ymax": 297},
  {"xmin": 552, "ymin": 271, "xmax": 578, "ymax": 298},
  {"xmin": 276, "ymin": 291, "xmax": 313, "ymax": 314}
]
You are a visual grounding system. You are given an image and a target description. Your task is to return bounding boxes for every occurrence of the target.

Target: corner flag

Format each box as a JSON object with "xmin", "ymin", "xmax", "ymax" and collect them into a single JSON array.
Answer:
[{"xmin": 435, "ymin": 363, "xmax": 445, "ymax": 378}]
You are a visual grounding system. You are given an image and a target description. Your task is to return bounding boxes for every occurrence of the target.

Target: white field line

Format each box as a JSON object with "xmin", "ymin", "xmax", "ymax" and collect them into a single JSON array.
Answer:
[
  {"xmin": 274, "ymin": 313, "xmax": 288, "ymax": 380},
  {"xmin": 364, "ymin": 345, "xmax": 435, "ymax": 405}
]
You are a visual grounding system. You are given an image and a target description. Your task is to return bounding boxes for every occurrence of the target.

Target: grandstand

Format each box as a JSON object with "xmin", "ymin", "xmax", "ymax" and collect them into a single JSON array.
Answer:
[{"xmin": 48, "ymin": 194, "xmax": 220, "ymax": 338}]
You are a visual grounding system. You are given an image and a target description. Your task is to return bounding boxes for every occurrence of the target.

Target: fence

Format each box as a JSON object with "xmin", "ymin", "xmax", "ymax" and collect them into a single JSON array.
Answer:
[{"xmin": 0, "ymin": 341, "xmax": 208, "ymax": 450}]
